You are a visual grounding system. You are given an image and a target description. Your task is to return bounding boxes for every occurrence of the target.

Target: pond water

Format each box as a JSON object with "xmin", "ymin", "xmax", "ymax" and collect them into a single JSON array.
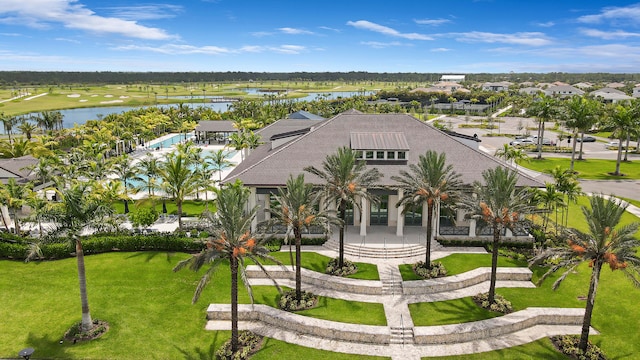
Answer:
[{"xmin": 22, "ymin": 89, "xmax": 376, "ymax": 128}]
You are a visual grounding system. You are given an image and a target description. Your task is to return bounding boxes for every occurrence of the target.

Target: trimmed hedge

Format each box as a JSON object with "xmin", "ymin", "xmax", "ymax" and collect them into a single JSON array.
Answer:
[
  {"xmin": 437, "ymin": 238, "xmax": 534, "ymax": 249},
  {"xmin": 0, "ymin": 234, "xmax": 205, "ymax": 261}
]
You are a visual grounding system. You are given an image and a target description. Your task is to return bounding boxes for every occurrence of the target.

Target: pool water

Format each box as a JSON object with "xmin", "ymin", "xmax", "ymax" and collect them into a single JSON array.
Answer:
[{"xmin": 147, "ymin": 133, "xmax": 194, "ymax": 149}]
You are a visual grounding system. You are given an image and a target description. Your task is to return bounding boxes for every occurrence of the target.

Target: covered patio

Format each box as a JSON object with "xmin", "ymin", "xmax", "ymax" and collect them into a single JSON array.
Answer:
[{"xmin": 194, "ymin": 120, "xmax": 238, "ymax": 145}]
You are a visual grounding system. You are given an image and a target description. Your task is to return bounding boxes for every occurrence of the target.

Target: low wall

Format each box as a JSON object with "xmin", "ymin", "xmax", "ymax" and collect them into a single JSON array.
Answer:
[
  {"xmin": 413, "ymin": 307, "xmax": 585, "ymax": 344},
  {"xmin": 207, "ymin": 304, "xmax": 390, "ymax": 344},
  {"xmin": 246, "ymin": 265, "xmax": 383, "ymax": 295},
  {"xmin": 403, "ymin": 267, "xmax": 532, "ymax": 295}
]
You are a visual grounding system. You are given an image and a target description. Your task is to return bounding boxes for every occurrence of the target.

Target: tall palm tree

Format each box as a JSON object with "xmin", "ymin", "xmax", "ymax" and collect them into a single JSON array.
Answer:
[
  {"xmin": 304, "ymin": 147, "xmax": 382, "ymax": 269},
  {"xmin": 605, "ymin": 103, "xmax": 635, "ymax": 176},
  {"xmin": 538, "ymin": 182, "xmax": 566, "ymax": 235},
  {"xmin": 526, "ymin": 94, "xmax": 560, "ymax": 159},
  {"xmin": 267, "ymin": 174, "xmax": 330, "ymax": 301},
  {"xmin": 17, "ymin": 121, "xmax": 38, "ymax": 140},
  {"xmin": 531, "ymin": 195, "xmax": 640, "ymax": 353},
  {"xmin": 0, "ymin": 113, "xmax": 18, "ymax": 143},
  {"xmin": 461, "ymin": 167, "xmax": 536, "ymax": 304},
  {"xmin": 562, "ymin": 96, "xmax": 600, "ymax": 168},
  {"xmin": 159, "ymin": 151, "xmax": 198, "ymax": 230},
  {"xmin": 173, "ymin": 180, "xmax": 282, "ymax": 355},
  {"xmin": 111, "ymin": 155, "xmax": 137, "ymax": 213},
  {"xmin": 135, "ymin": 153, "xmax": 161, "ymax": 196},
  {"xmin": 391, "ymin": 151, "xmax": 463, "ymax": 268},
  {"xmin": 43, "ymin": 180, "xmax": 114, "ymax": 331}
]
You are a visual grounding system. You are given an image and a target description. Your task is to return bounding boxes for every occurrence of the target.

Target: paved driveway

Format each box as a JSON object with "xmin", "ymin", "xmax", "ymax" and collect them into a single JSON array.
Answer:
[{"xmin": 433, "ymin": 114, "xmax": 640, "ymax": 201}]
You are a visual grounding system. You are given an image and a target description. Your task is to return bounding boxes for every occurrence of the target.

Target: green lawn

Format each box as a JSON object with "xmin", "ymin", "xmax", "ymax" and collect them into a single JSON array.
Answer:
[
  {"xmin": 410, "ymin": 297, "xmax": 503, "ymax": 326},
  {"xmin": 0, "ymin": 252, "xmax": 387, "ymax": 359},
  {"xmin": 399, "ymin": 253, "xmax": 526, "ymax": 281},
  {"xmin": 519, "ymin": 157, "xmax": 640, "ymax": 180},
  {"xmin": 113, "ymin": 199, "xmax": 213, "ymax": 217},
  {"xmin": 268, "ymin": 251, "xmax": 380, "ymax": 280}
]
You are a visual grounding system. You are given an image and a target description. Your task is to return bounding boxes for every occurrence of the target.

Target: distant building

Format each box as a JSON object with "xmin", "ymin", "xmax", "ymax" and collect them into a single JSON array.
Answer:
[
  {"xmin": 440, "ymin": 75, "xmax": 466, "ymax": 83},
  {"xmin": 590, "ymin": 88, "xmax": 633, "ymax": 103},
  {"xmin": 544, "ymin": 85, "xmax": 584, "ymax": 97},
  {"xmin": 481, "ymin": 81, "xmax": 512, "ymax": 92}
]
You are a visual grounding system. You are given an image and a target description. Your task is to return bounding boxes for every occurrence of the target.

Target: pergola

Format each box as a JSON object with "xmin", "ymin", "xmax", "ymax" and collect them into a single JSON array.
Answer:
[{"xmin": 194, "ymin": 120, "xmax": 238, "ymax": 144}]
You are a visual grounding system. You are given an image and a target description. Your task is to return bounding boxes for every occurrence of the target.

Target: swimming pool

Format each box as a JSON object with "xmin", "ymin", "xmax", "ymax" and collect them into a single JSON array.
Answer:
[{"xmin": 147, "ymin": 133, "xmax": 194, "ymax": 150}]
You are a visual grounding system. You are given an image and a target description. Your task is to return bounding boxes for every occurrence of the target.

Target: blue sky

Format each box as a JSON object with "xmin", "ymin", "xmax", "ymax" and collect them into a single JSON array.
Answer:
[{"xmin": 2, "ymin": 0, "xmax": 640, "ymax": 73}]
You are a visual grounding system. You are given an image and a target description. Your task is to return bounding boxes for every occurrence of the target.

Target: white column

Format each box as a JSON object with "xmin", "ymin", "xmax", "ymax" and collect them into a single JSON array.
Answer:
[
  {"xmin": 396, "ymin": 189, "xmax": 404, "ymax": 237},
  {"xmin": 360, "ymin": 193, "xmax": 368, "ymax": 236},
  {"xmin": 249, "ymin": 187, "xmax": 258, "ymax": 232},
  {"xmin": 469, "ymin": 218, "xmax": 477, "ymax": 237},
  {"xmin": 264, "ymin": 193, "xmax": 271, "ymax": 220}
]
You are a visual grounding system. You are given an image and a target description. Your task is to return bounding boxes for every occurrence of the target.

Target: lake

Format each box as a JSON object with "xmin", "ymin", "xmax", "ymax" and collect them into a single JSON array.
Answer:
[{"xmin": 24, "ymin": 89, "xmax": 375, "ymax": 128}]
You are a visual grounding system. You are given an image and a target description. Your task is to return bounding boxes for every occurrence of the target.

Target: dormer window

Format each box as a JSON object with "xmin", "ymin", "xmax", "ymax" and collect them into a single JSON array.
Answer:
[{"xmin": 350, "ymin": 132, "xmax": 409, "ymax": 162}]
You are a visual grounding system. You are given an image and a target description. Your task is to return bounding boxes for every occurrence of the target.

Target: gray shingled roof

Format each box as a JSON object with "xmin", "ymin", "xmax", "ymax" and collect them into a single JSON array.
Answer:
[
  {"xmin": 0, "ymin": 155, "xmax": 37, "ymax": 181},
  {"xmin": 225, "ymin": 112, "xmax": 542, "ymax": 188},
  {"xmin": 287, "ymin": 110, "xmax": 326, "ymax": 120},
  {"xmin": 350, "ymin": 132, "xmax": 409, "ymax": 150}
]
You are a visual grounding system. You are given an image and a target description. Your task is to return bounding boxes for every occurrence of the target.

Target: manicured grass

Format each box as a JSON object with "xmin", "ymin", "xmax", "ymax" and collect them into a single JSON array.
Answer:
[
  {"xmin": 399, "ymin": 253, "xmax": 527, "ymax": 281},
  {"xmin": 410, "ymin": 297, "xmax": 503, "ymax": 326},
  {"xmin": 0, "ymin": 252, "xmax": 386, "ymax": 359},
  {"xmin": 269, "ymin": 251, "xmax": 380, "ymax": 280},
  {"xmin": 113, "ymin": 199, "xmax": 212, "ymax": 217},
  {"xmin": 518, "ymin": 157, "xmax": 640, "ymax": 180}
]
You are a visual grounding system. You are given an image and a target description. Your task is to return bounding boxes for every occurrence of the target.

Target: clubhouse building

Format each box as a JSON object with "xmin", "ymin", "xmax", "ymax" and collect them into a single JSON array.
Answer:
[{"xmin": 224, "ymin": 110, "xmax": 542, "ymax": 245}]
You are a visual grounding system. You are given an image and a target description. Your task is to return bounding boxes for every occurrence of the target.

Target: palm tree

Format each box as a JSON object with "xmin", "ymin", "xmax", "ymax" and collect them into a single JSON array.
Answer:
[
  {"xmin": 531, "ymin": 195, "xmax": 640, "ymax": 353},
  {"xmin": 135, "ymin": 153, "xmax": 161, "ymax": 196},
  {"xmin": 0, "ymin": 113, "xmax": 18, "ymax": 143},
  {"xmin": 538, "ymin": 182, "xmax": 566, "ymax": 235},
  {"xmin": 494, "ymin": 144, "xmax": 529, "ymax": 170},
  {"xmin": 550, "ymin": 166, "xmax": 583, "ymax": 228},
  {"xmin": 207, "ymin": 149, "xmax": 236, "ymax": 185},
  {"xmin": 43, "ymin": 180, "xmax": 114, "ymax": 331},
  {"xmin": 605, "ymin": 103, "xmax": 635, "ymax": 176},
  {"xmin": 159, "ymin": 151, "xmax": 198, "ymax": 230},
  {"xmin": 173, "ymin": 180, "xmax": 282, "ymax": 355},
  {"xmin": 461, "ymin": 167, "xmax": 536, "ymax": 304},
  {"xmin": 0, "ymin": 178, "xmax": 32, "ymax": 234},
  {"xmin": 391, "ymin": 151, "xmax": 463, "ymax": 268},
  {"xmin": 111, "ymin": 155, "xmax": 137, "ymax": 213},
  {"xmin": 526, "ymin": 94, "xmax": 560, "ymax": 159},
  {"xmin": 304, "ymin": 147, "xmax": 382, "ymax": 269},
  {"xmin": 562, "ymin": 96, "xmax": 600, "ymax": 168},
  {"xmin": 267, "ymin": 174, "xmax": 330, "ymax": 301},
  {"xmin": 17, "ymin": 121, "xmax": 38, "ymax": 140}
]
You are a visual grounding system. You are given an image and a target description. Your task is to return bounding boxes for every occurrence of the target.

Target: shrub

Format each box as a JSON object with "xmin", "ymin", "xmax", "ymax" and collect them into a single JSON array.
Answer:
[
  {"xmin": 325, "ymin": 258, "xmax": 358, "ymax": 277},
  {"xmin": 215, "ymin": 331, "xmax": 263, "ymax": 360},
  {"xmin": 278, "ymin": 290, "xmax": 318, "ymax": 311},
  {"xmin": 550, "ymin": 335, "xmax": 607, "ymax": 360},
  {"xmin": 472, "ymin": 292, "xmax": 513, "ymax": 314},
  {"xmin": 413, "ymin": 261, "xmax": 447, "ymax": 279}
]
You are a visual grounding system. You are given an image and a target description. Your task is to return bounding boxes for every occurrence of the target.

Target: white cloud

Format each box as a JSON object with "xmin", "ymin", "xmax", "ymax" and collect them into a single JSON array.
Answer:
[
  {"xmin": 414, "ymin": 19, "xmax": 451, "ymax": 26},
  {"xmin": 99, "ymin": 5, "xmax": 184, "ymax": 21},
  {"xmin": 360, "ymin": 41, "xmax": 409, "ymax": 48},
  {"xmin": 55, "ymin": 37, "xmax": 80, "ymax": 43},
  {"xmin": 0, "ymin": 0, "xmax": 175, "ymax": 40},
  {"xmin": 319, "ymin": 26, "xmax": 340, "ymax": 32},
  {"xmin": 580, "ymin": 28, "xmax": 640, "ymax": 40},
  {"xmin": 454, "ymin": 31, "xmax": 552, "ymax": 46},
  {"xmin": 535, "ymin": 21, "xmax": 555, "ymax": 28},
  {"xmin": 431, "ymin": 47, "xmax": 451, "ymax": 52},
  {"xmin": 113, "ymin": 43, "xmax": 307, "ymax": 55},
  {"xmin": 577, "ymin": 4, "xmax": 640, "ymax": 25},
  {"xmin": 347, "ymin": 20, "xmax": 433, "ymax": 40},
  {"xmin": 114, "ymin": 44, "xmax": 231, "ymax": 55},
  {"xmin": 278, "ymin": 27, "xmax": 314, "ymax": 35}
]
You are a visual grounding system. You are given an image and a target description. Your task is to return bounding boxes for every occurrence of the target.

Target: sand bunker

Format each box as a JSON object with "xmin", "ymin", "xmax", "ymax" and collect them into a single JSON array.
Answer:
[
  {"xmin": 67, "ymin": 94, "xmax": 81, "ymax": 98},
  {"xmin": 100, "ymin": 100, "xmax": 124, "ymax": 104},
  {"xmin": 119, "ymin": 95, "xmax": 129, "ymax": 99},
  {"xmin": 104, "ymin": 94, "xmax": 113, "ymax": 98},
  {"xmin": 79, "ymin": 99, "xmax": 88, "ymax": 102},
  {"xmin": 91, "ymin": 94, "xmax": 98, "ymax": 97}
]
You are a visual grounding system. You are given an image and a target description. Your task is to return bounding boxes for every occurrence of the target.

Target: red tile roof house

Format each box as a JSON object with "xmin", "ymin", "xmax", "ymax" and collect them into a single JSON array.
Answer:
[{"xmin": 224, "ymin": 110, "xmax": 542, "ymax": 248}]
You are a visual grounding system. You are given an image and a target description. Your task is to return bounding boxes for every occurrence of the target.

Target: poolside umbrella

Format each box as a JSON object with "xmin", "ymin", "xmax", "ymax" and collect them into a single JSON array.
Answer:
[{"xmin": 162, "ymin": 200, "xmax": 167, "ymax": 214}]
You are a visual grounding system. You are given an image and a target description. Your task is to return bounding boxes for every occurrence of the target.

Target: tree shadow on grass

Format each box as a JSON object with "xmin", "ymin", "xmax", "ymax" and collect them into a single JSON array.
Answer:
[
  {"xmin": 22, "ymin": 331, "xmax": 71, "ymax": 359},
  {"xmin": 420, "ymin": 297, "xmax": 502, "ymax": 325},
  {"xmin": 174, "ymin": 331, "xmax": 222, "ymax": 360}
]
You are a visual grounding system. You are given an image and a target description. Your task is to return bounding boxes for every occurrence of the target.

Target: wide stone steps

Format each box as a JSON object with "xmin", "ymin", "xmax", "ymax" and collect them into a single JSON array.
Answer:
[
  {"xmin": 390, "ymin": 326, "xmax": 414, "ymax": 345},
  {"xmin": 381, "ymin": 279, "xmax": 403, "ymax": 295},
  {"xmin": 323, "ymin": 239, "xmax": 431, "ymax": 259}
]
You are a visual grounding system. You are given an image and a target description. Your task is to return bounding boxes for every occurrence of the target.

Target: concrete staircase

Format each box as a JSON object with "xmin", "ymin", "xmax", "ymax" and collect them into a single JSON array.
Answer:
[
  {"xmin": 390, "ymin": 326, "xmax": 414, "ymax": 345},
  {"xmin": 323, "ymin": 238, "xmax": 438, "ymax": 259}
]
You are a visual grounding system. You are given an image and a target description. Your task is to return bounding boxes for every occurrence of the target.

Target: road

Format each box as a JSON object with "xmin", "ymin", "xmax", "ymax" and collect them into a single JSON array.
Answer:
[{"xmin": 433, "ymin": 113, "xmax": 640, "ymax": 201}]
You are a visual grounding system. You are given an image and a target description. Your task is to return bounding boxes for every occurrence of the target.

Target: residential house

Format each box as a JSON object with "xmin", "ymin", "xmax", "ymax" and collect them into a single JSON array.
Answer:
[
  {"xmin": 590, "ymin": 88, "xmax": 633, "ymax": 103},
  {"xmin": 481, "ymin": 81, "xmax": 512, "ymax": 92},
  {"xmin": 544, "ymin": 85, "xmax": 584, "ymax": 97}
]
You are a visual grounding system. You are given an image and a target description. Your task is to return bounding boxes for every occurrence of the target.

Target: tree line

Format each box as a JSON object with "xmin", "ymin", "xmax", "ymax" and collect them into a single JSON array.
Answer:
[{"xmin": 2, "ymin": 71, "xmax": 640, "ymax": 86}]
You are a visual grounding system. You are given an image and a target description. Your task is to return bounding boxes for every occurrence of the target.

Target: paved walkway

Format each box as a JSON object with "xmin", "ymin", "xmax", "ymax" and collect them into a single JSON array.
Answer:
[{"xmin": 210, "ymin": 246, "xmax": 586, "ymax": 359}]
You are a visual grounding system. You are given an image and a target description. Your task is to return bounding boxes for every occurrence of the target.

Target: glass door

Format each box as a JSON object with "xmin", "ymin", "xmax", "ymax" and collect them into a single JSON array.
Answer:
[{"xmin": 370, "ymin": 195, "xmax": 388, "ymax": 225}]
